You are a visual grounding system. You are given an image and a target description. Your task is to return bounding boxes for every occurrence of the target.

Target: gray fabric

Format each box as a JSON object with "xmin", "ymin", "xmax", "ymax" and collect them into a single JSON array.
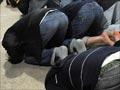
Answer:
[
  {"xmin": 69, "ymin": 38, "xmax": 86, "ymax": 54},
  {"xmin": 104, "ymin": 1, "xmax": 120, "ymax": 26},
  {"xmin": 105, "ymin": 24, "xmax": 120, "ymax": 32},
  {"xmin": 95, "ymin": 60, "xmax": 120, "ymax": 90},
  {"xmin": 104, "ymin": 3, "xmax": 115, "ymax": 26},
  {"xmin": 63, "ymin": 38, "xmax": 87, "ymax": 54},
  {"xmin": 100, "ymin": 14, "xmax": 109, "ymax": 30},
  {"xmin": 51, "ymin": 46, "xmax": 68, "ymax": 66},
  {"xmin": 112, "ymin": 1, "xmax": 120, "ymax": 24}
]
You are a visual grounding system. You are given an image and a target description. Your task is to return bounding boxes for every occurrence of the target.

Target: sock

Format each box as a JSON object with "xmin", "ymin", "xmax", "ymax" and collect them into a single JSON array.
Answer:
[
  {"xmin": 70, "ymin": 39, "xmax": 86, "ymax": 54},
  {"xmin": 51, "ymin": 46, "xmax": 68, "ymax": 66}
]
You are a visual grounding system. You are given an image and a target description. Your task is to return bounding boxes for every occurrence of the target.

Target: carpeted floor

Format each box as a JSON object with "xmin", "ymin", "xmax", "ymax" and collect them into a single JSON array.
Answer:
[{"xmin": 0, "ymin": 1, "xmax": 49, "ymax": 90}]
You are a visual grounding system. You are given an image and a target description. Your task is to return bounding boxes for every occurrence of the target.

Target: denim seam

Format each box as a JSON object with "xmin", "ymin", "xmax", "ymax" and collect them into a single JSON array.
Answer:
[{"xmin": 40, "ymin": 9, "xmax": 57, "ymax": 24}]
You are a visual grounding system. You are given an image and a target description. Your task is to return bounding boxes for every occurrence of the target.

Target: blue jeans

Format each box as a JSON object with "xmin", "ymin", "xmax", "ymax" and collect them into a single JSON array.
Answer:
[
  {"xmin": 39, "ymin": 2, "xmax": 104, "ymax": 65},
  {"xmin": 40, "ymin": 48, "xmax": 54, "ymax": 66},
  {"xmin": 39, "ymin": 10, "xmax": 68, "ymax": 48},
  {"xmin": 71, "ymin": 2, "xmax": 104, "ymax": 38}
]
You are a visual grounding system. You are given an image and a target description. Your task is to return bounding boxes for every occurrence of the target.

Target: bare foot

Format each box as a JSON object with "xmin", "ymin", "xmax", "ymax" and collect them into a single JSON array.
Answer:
[
  {"xmin": 114, "ymin": 31, "xmax": 120, "ymax": 42},
  {"xmin": 101, "ymin": 32, "xmax": 115, "ymax": 46}
]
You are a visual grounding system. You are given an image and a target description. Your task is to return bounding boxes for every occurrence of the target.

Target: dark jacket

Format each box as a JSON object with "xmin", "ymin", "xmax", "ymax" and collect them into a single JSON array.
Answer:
[
  {"xmin": 45, "ymin": 46, "xmax": 120, "ymax": 90},
  {"xmin": 2, "ymin": 8, "xmax": 51, "ymax": 65}
]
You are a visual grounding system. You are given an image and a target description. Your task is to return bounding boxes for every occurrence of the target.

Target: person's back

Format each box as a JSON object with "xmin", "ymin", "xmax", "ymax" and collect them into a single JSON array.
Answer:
[{"xmin": 45, "ymin": 45, "xmax": 120, "ymax": 90}]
